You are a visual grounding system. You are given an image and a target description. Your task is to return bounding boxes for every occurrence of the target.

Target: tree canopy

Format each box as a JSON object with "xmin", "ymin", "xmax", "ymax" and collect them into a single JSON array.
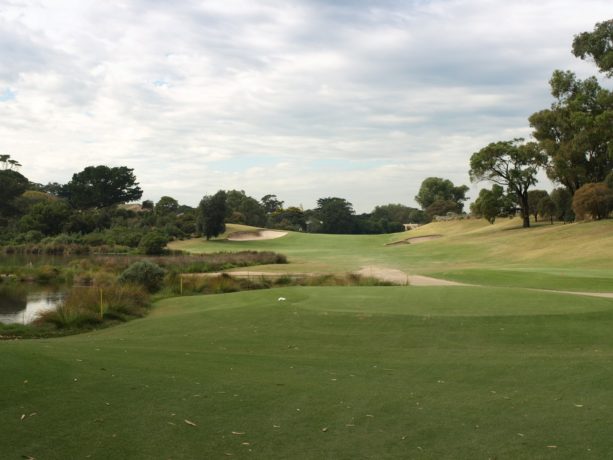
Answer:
[
  {"xmin": 197, "ymin": 190, "xmax": 227, "ymax": 240},
  {"xmin": 61, "ymin": 165, "xmax": 143, "ymax": 209},
  {"xmin": 0, "ymin": 169, "xmax": 30, "ymax": 218},
  {"xmin": 529, "ymin": 71, "xmax": 613, "ymax": 193},
  {"xmin": 471, "ymin": 184, "xmax": 514, "ymax": 224},
  {"xmin": 572, "ymin": 19, "xmax": 613, "ymax": 77},
  {"xmin": 469, "ymin": 139, "xmax": 546, "ymax": 228},
  {"xmin": 415, "ymin": 177, "xmax": 469, "ymax": 218},
  {"xmin": 314, "ymin": 197, "xmax": 355, "ymax": 234}
]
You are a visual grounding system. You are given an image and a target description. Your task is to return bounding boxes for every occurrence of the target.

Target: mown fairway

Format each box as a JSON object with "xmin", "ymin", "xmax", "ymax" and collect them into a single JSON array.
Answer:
[
  {"xmin": 170, "ymin": 219, "xmax": 613, "ymax": 290},
  {"xmin": 3, "ymin": 219, "xmax": 613, "ymax": 459},
  {"xmin": 3, "ymin": 286, "xmax": 613, "ymax": 459}
]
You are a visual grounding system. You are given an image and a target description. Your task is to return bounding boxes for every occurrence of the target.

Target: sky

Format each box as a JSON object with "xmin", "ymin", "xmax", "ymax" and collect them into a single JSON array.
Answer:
[{"xmin": 1, "ymin": 1, "xmax": 611, "ymax": 212}]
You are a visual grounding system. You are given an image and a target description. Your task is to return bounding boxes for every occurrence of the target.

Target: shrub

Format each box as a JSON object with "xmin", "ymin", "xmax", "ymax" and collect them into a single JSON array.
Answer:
[
  {"xmin": 139, "ymin": 231, "xmax": 169, "ymax": 255},
  {"xmin": 572, "ymin": 183, "xmax": 613, "ymax": 220},
  {"xmin": 118, "ymin": 260, "xmax": 165, "ymax": 292}
]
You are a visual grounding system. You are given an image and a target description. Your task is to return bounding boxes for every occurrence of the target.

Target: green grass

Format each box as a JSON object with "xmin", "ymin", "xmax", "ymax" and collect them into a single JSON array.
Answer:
[
  {"xmin": 169, "ymin": 219, "xmax": 613, "ymax": 291},
  {"xmin": 4, "ymin": 219, "xmax": 613, "ymax": 458},
  {"xmin": 3, "ymin": 286, "xmax": 613, "ymax": 459}
]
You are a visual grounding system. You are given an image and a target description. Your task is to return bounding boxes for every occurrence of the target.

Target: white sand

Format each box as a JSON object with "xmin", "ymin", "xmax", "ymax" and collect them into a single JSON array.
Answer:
[
  {"xmin": 227, "ymin": 230, "xmax": 288, "ymax": 241},
  {"xmin": 356, "ymin": 266, "xmax": 469, "ymax": 286}
]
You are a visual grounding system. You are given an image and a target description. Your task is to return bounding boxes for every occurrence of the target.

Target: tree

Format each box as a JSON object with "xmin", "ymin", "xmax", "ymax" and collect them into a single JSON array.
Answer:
[
  {"xmin": 19, "ymin": 200, "xmax": 72, "ymax": 236},
  {"xmin": 529, "ymin": 71, "xmax": 613, "ymax": 193},
  {"xmin": 371, "ymin": 204, "xmax": 421, "ymax": 225},
  {"xmin": 471, "ymin": 184, "xmax": 513, "ymax": 224},
  {"xmin": 261, "ymin": 194, "xmax": 284, "ymax": 214},
  {"xmin": 469, "ymin": 139, "xmax": 546, "ymax": 228},
  {"xmin": 61, "ymin": 165, "xmax": 143, "ymax": 209},
  {"xmin": 314, "ymin": 197, "xmax": 355, "ymax": 234},
  {"xmin": 572, "ymin": 19, "xmax": 613, "ymax": 77},
  {"xmin": 425, "ymin": 199, "xmax": 462, "ymax": 220},
  {"xmin": 572, "ymin": 182, "xmax": 613, "ymax": 220},
  {"xmin": 225, "ymin": 190, "xmax": 266, "ymax": 226},
  {"xmin": 0, "ymin": 154, "xmax": 22, "ymax": 170},
  {"xmin": 155, "ymin": 196, "xmax": 179, "ymax": 215},
  {"xmin": 0, "ymin": 169, "xmax": 30, "ymax": 218},
  {"xmin": 197, "ymin": 191, "xmax": 227, "ymax": 240},
  {"xmin": 527, "ymin": 190, "xmax": 549, "ymax": 222},
  {"xmin": 537, "ymin": 195, "xmax": 557, "ymax": 224},
  {"xmin": 550, "ymin": 187, "xmax": 575, "ymax": 222},
  {"xmin": 415, "ymin": 177, "xmax": 469, "ymax": 213},
  {"xmin": 269, "ymin": 206, "xmax": 306, "ymax": 231}
]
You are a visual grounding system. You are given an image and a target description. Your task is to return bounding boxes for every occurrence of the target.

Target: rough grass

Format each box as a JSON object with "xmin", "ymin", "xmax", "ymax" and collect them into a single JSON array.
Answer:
[{"xmin": 2, "ymin": 286, "xmax": 613, "ymax": 459}]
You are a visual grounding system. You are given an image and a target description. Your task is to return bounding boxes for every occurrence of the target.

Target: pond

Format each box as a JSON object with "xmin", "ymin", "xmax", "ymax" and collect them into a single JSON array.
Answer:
[{"xmin": 0, "ymin": 284, "xmax": 64, "ymax": 325}]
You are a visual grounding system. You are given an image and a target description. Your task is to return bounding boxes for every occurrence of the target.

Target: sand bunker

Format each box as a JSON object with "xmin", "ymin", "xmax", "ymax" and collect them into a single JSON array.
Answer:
[
  {"xmin": 227, "ymin": 230, "xmax": 288, "ymax": 241},
  {"xmin": 356, "ymin": 266, "xmax": 468, "ymax": 286},
  {"xmin": 385, "ymin": 235, "xmax": 442, "ymax": 246}
]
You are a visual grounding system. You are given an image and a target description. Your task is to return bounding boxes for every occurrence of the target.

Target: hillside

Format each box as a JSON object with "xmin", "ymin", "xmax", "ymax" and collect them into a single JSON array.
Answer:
[{"xmin": 169, "ymin": 219, "xmax": 613, "ymax": 290}]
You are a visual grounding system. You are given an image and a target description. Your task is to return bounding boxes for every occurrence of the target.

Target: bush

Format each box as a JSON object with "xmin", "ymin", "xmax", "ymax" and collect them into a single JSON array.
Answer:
[
  {"xmin": 572, "ymin": 183, "xmax": 613, "ymax": 220},
  {"xmin": 139, "ymin": 231, "xmax": 169, "ymax": 255},
  {"xmin": 118, "ymin": 260, "xmax": 165, "ymax": 292}
]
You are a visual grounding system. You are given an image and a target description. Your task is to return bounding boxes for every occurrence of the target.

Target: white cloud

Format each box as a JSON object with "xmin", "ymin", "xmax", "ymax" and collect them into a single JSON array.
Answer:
[{"xmin": 1, "ymin": 0, "xmax": 611, "ymax": 212}]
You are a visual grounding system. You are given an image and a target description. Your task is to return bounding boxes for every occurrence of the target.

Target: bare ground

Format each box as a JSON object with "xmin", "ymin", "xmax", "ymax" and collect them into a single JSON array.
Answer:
[
  {"xmin": 356, "ymin": 266, "xmax": 469, "ymax": 286},
  {"xmin": 227, "ymin": 230, "xmax": 288, "ymax": 241},
  {"xmin": 385, "ymin": 235, "xmax": 443, "ymax": 246}
]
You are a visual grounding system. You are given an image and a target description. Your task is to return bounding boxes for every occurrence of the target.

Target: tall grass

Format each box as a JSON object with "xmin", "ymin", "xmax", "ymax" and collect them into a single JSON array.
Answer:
[
  {"xmin": 170, "ymin": 272, "xmax": 396, "ymax": 296},
  {"xmin": 36, "ymin": 282, "xmax": 150, "ymax": 329}
]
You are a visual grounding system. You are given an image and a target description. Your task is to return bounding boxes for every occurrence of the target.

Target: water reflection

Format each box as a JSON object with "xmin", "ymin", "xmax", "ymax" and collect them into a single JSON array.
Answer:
[{"xmin": 0, "ymin": 284, "xmax": 63, "ymax": 325}]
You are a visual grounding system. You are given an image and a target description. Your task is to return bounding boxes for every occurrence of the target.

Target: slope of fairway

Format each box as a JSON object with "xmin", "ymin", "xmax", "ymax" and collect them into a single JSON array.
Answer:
[
  {"xmin": 169, "ymin": 220, "xmax": 613, "ymax": 290},
  {"xmin": 3, "ymin": 286, "xmax": 613, "ymax": 459}
]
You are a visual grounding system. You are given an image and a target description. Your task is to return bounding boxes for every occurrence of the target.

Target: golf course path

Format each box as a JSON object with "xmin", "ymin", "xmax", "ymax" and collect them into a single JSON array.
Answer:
[{"xmin": 539, "ymin": 290, "xmax": 613, "ymax": 299}]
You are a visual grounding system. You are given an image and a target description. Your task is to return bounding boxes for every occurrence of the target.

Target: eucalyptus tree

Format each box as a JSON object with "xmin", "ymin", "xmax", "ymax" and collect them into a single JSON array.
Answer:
[{"xmin": 469, "ymin": 139, "xmax": 546, "ymax": 228}]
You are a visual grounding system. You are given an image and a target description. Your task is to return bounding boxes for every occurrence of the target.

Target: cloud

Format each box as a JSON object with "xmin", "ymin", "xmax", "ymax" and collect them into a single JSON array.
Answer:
[{"xmin": 0, "ymin": 0, "xmax": 611, "ymax": 212}]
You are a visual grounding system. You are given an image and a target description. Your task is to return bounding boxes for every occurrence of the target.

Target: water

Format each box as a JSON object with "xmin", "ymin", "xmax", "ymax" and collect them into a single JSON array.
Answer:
[{"xmin": 0, "ymin": 285, "xmax": 64, "ymax": 325}]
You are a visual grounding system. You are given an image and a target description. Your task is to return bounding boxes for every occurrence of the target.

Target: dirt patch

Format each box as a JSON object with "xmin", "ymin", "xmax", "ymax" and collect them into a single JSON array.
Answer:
[
  {"xmin": 356, "ymin": 266, "xmax": 469, "ymax": 286},
  {"xmin": 357, "ymin": 266, "xmax": 410, "ymax": 284},
  {"xmin": 385, "ymin": 234, "xmax": 443, "ymax": 246},
  {"xmin": 186, "ymin": 271, "xmax": 308, "ymax": 278},
  {"xmin": 536, "ymin": 290, "xmax": 613, "ymax": 299},
  {"xmin": 227, "ymin": 230, "xmax": 288, "ymax": 241},
  {"xmin": 407, "ymin": 275, "xmax": 469, "ymax": 286}
]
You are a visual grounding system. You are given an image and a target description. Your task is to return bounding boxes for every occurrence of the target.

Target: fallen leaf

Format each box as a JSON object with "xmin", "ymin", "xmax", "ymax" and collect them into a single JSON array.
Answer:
[
  {"xmin": 321, "ymin": 427, "xmax": 328, "ymax": 432},
  {"xmin": 184, "ymin": 419, "xmax": 197, "ymax": 427}
]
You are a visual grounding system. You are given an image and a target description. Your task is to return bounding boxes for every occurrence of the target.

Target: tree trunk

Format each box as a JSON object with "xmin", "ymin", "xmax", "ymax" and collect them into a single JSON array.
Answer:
[
  {"xmin": 518, "ymin": 192, "xmax": 530, "ymax": 228},
  {"xmin": 522, "ymin": 213, "xmax": 530, "ymax": 228}
]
